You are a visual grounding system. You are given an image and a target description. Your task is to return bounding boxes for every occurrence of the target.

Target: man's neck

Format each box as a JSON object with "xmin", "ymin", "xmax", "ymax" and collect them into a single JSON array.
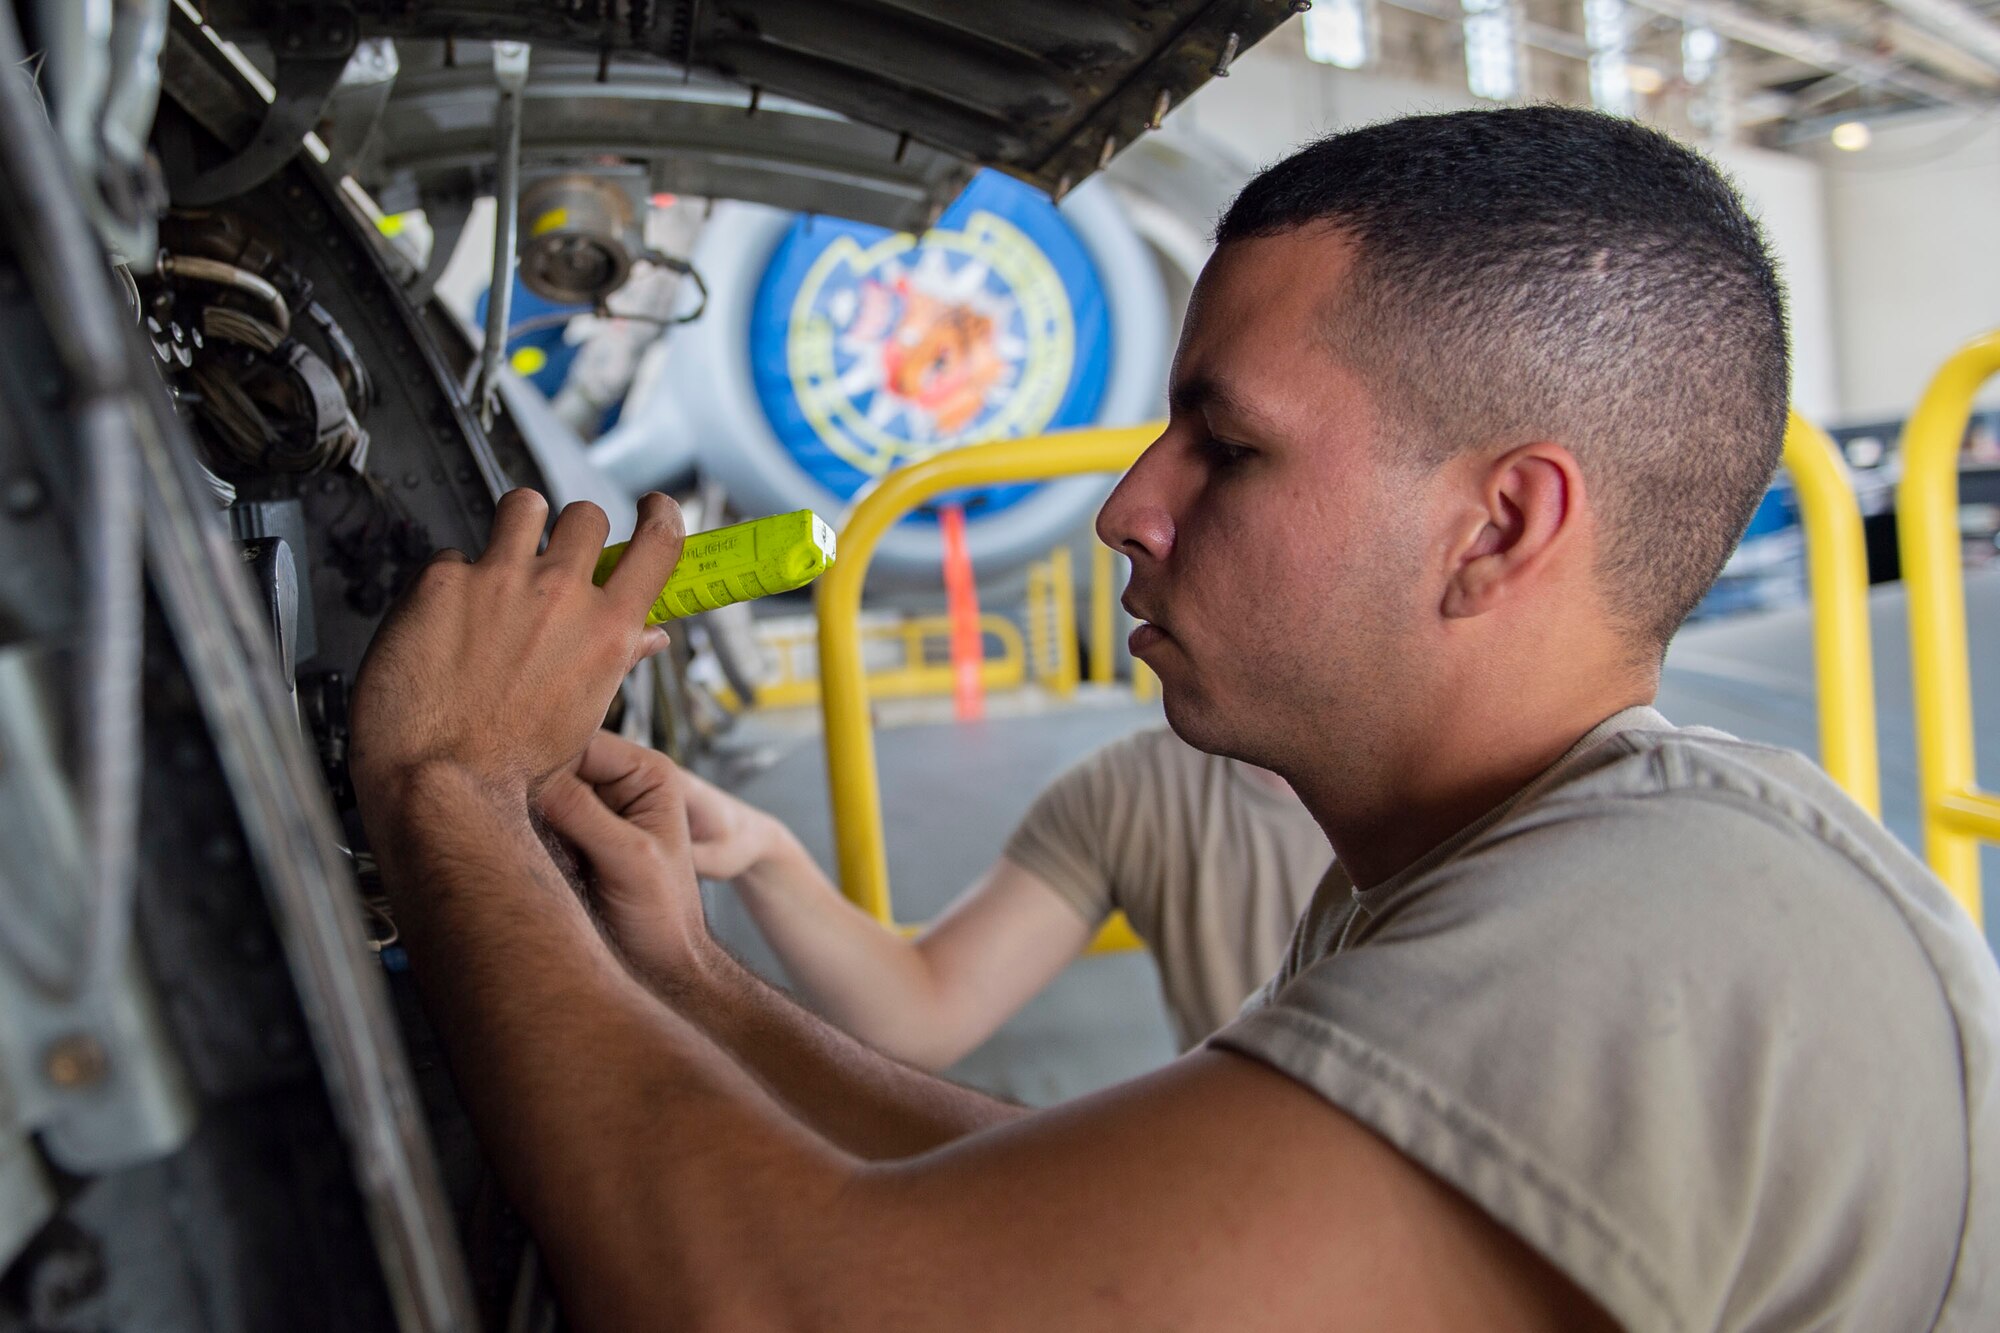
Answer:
[
  {"xmin": 1286, "ymin": 685, "xmax": 1654, "ymax": 891},
  {"xmin": 1238, "ymin": 763, "xmax": 1295, "ymax": 796}
]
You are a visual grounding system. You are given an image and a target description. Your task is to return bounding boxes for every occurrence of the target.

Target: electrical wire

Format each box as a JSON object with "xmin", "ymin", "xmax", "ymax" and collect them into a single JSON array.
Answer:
[
  {"xmin": 503, "ymin": 253, "xmax": 710, "ymax": 341},
  {"xmin": 476, "ymin": 46, "xmax": 528, "ymax": 429},
  {"xmin": 639, "ymin": 249, "xmax": 709, "ymax": 324},
  {"xmin": 361, "ymin": 897, "xmax": 399, "ymax": 951},
  {"xmin": 201, "ymin": 305, "xmax": 284, "ymax": 354}
]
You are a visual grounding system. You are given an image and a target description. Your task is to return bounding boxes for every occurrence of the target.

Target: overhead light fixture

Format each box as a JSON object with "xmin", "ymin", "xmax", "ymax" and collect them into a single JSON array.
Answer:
[
  {"xmin": 1682, "ymin": 23, "xmax": 1722, "ymax": 84},
  {"xmin": 1627, "ymin": 63, "xmax": 1667, "ymax": 95},
  {"xmin": 1585, "ymin": 0, "xmax": 1635, "ymax": 115},
  {"xmin": 1304, "ymin": 0, "xmax": 1374, "ymax": 70},
  {"xmin": 1463, "ymin": 0, "xmax": 1523, "ymax": 100},
  {"xmin": 1831, "ymin": 120, "xmax": 1872, "ymax": 150}
]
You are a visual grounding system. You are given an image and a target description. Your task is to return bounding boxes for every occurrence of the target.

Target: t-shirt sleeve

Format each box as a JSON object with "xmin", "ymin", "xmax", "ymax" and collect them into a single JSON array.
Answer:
[
  {"xmin": 1000, "ymin": 737, "xmax": 1147, "ymax": 926},
  {"xmin": 1207, "ymin": 791, "xmax": 1967, "ymax": 1333}
]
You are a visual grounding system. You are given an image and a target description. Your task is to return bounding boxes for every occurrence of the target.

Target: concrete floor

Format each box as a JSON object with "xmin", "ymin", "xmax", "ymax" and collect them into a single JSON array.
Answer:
[
  {"xmin": 703, "ymin": 570, "xmax": 2000, "ymax": 1105},
  {"xmin": 705, "ymin": 695, "xmax": 1180, "ymax": 1104}
]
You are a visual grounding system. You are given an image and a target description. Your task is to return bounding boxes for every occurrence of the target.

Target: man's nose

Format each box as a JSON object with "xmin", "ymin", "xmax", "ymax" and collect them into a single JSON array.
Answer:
[{"xmin": 1095, "ymin": 438, "xmax": 1176, "ymax": 565}]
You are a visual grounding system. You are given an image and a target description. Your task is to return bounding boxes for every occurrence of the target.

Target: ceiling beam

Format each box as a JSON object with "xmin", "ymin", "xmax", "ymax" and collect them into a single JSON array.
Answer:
[
  {"xmin": 1876, "ymin": 0, "xmax": 2000, "ymax": 77},
  {"xmin": 1630, "ymin": 0, "xmax": 1983, "ymax": 109}
]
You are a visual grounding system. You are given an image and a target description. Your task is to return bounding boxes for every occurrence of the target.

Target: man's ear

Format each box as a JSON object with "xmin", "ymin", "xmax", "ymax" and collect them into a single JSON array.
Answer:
[{"xmin": 1439, "ymin": 443, "xmax": 1584, "ymax": 620}]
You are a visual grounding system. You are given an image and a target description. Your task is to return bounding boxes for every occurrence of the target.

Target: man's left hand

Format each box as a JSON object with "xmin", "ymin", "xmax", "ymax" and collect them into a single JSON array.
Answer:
[
  {"xmin": 539, "ymin": 731, "xmax": 715, "ymax": 979},
  {"xmin": 349, "ymin": 488, "xmax": 685, "ymax": 811}
]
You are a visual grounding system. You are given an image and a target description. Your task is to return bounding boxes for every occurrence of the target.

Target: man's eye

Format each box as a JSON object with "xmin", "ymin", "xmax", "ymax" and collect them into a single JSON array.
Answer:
[{"xmin": 1202, "ymin": 436, "xmax": 1254, "ymax": 468}]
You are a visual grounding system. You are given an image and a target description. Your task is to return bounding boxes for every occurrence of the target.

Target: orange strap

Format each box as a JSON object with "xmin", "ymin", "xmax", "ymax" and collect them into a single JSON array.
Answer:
[{"xmin": 937, "ymin": 503, "xmax": 984, "ymax": 721}]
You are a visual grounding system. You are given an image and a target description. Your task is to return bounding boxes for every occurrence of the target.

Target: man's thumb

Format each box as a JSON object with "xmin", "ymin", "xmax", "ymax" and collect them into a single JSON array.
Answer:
[{"xmin": 539, "ymin": 772, "xmax": 638, "ymax": 856}]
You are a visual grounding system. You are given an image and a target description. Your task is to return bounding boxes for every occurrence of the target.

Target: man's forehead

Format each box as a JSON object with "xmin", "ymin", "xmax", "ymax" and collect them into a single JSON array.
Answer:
[
  {"xmin": 1199, "ymin": 229, "xmax": 1356, "ymax": 301},
  {"xmin": 1183, "ymin": 231, "xmax": 1355, "ymax": 355},
  {"xmin": 1167, "ymin": 374, "xmax": 1284, "ymax": 432},
  {"xmin": 1175, "ymin": 234, "xmax": 1359, "ymax": 403}
]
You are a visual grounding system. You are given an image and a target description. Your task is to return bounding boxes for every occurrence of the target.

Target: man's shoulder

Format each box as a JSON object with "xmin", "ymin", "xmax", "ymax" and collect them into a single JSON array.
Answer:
[
  {"xmin": 1011, "ymin": 727, "xmax": 1194, "ymax": 861},
  {"xmin": 1472, "ymin": 724, "xmax": 1979, "ymax": 965},
  {"xmin": 1227, "ymin": 721, "xmax": 2000, "ymax": 1332},
  {"xmin": 1509, "ymin": 723, "xmax": 1908, "ymax": 882}
]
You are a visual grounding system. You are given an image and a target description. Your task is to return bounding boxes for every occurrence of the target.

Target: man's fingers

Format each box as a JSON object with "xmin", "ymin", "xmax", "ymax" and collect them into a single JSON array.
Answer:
[
  {"xmin": 483, "ymin": 488, "xmax": 550, "ymax": 563},
  {"xmin": 601, "ymin": 492, "xmax": 685, "ymax": 619},
  {"xmin": 627, "ymin": 625, "xmax": 671, "ymax": 670},
  {"xmin": 573, "ymin": 729, "xmax": 662, "ymax": 788},
  {"xmin": 573, "ymin": 732, "xmax": 688, "ymax": 839},
  {"xmin": 428, "ymin": 547, "xmax": 471, "ymax": 566},
  {"xmin": 542, "ymin": 500, "xmax": 612, "ymax": 573},
  {"xmin": 539, "ymin": 771, "xmax": 643, "ymax": 857}
]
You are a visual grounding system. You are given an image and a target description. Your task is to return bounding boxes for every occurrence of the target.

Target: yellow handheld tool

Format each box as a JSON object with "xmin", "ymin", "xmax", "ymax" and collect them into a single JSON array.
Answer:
[{"xmin": 594, "ymin": 509, "xmax": 837, "ymax": 625}]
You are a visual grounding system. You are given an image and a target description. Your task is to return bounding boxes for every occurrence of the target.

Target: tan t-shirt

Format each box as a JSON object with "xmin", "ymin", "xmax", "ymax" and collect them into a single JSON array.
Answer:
[
  {"xmin": 1002, "ymin": 726, "xmax": 1331, "ymax": 1049},
  {"xmin": 1215, "ymin": 707, "xmax": 2000, "ymax": 1332}
]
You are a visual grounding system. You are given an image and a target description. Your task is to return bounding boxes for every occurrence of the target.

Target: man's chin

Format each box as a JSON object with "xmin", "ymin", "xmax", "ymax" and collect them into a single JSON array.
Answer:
[
  {"xmin": 1158, "ymin": 686, "xmax": 1280, "ymax": 767},
  {"xmin": 1158, "ymin": 686, "xmax": 1224, "ymax": 754}
]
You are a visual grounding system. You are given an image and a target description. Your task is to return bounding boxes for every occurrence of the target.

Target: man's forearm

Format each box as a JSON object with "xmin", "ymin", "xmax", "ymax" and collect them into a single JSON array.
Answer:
[
  {"xmin": 725, "ymin": 829, "xmax": 984, "ymax": 1072},
  {"xmin": 375, "ymin": 763, "xmax": 1013, "ymax": 1187},
  {"xmin": 365, "ymin": 766, "xmax": 844, "ymax": 1329},
  {"xmin": 639, "ymin": 936, "xmax": 1027, "ymax": 1158}
]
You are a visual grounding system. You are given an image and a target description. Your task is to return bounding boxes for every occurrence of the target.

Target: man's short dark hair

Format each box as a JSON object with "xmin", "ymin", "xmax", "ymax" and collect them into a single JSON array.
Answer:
[{"xmin": 1215, "ymin": 105, "xmax": 1790, "ymax": 651}]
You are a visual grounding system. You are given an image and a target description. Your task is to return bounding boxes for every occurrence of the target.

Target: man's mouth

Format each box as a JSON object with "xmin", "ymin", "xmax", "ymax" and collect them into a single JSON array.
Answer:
[{"xmin": 1122, "ymin": 593, "xmax": 1169, "ymax": 656}]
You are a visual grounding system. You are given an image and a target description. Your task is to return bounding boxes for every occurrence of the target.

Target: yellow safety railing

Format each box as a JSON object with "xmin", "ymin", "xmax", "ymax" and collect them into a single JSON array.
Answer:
[
  {"xmin": 814, "ymin": 411, "xmax": 1881, "ymax": 953},
  {"xmin": 1783, "ymin": 410, "xmax": 1880, "ymax": 817},
  {"xmin": 731, "ymin": 614, "xmax": 1026, "ymax": 710},
  {"xmin": 1897, "ymin": 331, "xmax": 2000, "ymax": 926},
  {"xmin": 1025, "ymin": 547, "xmax": 1081, "ymax": 696},
  {"xmin": 818, "ymin": 425, "xmax": 1157, "ymax": 953},
  {"xmin": 1084, "ymin": 541, "xmax": 1161, "ymax": 699}
]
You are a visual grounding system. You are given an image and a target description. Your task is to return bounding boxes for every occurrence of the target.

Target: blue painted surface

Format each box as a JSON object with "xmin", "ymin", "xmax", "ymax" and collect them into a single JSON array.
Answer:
[
  {"xmin": 474, "ymin": 280, "xmax": 588, "ymax": 398},
  {"xmin": 747, "ymin": 170, "xmax": 1111, "ymax": 520}
]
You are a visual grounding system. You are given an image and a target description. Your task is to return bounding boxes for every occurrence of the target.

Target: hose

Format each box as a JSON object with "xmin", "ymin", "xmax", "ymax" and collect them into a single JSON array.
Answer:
[{"xmin": 159, "ymin": 252, "xmax": 291, "ymax": 337}]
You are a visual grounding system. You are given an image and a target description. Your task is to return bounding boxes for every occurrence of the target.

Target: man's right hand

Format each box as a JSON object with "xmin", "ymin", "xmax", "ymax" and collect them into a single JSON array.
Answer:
[{"xmin": 349, "ymin": 490, "xmax": 683, "ymax": 817}]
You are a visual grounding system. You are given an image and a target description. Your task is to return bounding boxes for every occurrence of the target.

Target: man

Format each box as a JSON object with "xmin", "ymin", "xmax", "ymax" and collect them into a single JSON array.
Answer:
[
  {"xmin": 680, "ymin": 728, "xmax": 1328, "ymax": 1068},
  {"xmin": 350, "ymin": 107, "xmax": 2000, "ymax": 1331}
]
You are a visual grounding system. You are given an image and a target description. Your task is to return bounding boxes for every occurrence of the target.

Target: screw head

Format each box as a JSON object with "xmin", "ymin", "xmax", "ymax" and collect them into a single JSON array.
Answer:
[
  {"xmin": 43, "ymin": 1033, "xmax": 108, "ymax": 1089},
  {"xmin": 3, "ymin": 472, "xmax": 46, "ymax": 517}
]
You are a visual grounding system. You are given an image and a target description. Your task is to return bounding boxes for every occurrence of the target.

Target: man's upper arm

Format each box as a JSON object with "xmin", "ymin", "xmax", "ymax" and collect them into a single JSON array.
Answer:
[
  {"xmin": 1205, "ymin": 790, "xmax": 1975, "ymax": 1333},
  {"xmin": 819, "ymin": 1049, "xmax": 1619, "ymax": 1333},
  {"xmin": 1000, "ymin": 735, "xmax": 1150, "ymax": 926},
  {"xmin": 908, "ymin": 858, "xmax": 1098, "ymax": 1057}
]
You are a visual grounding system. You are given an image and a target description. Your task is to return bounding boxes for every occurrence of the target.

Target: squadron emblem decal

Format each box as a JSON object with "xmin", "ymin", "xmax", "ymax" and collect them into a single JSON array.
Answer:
[{"xmin": 749, "ymin": 171, "xmax": 1110, "ymax": 515}]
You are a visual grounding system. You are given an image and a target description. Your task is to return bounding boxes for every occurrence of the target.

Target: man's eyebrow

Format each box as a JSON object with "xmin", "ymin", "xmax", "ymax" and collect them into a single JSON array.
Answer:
[{"xmin": 1169, "ymin": 376, "xmax": 1283, "ymax": 434}]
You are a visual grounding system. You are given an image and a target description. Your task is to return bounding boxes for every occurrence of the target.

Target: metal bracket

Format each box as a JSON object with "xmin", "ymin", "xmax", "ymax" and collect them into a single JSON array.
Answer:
[
  {"xmin": 168, "ymin": 5, "xmax": 359, "ymax": 206},
  {"xmin": 475, "ymin": 41, "xmax": 530, "ymax": 430},
  {"xmin": 0, "ymin": 647, "xmax": 197, "ymax": 1187}
]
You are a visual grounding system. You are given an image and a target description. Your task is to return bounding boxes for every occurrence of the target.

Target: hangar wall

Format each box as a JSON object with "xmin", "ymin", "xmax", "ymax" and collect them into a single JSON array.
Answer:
[
  {"xmin": 1803, "ymin": 112, "xmax": 2000, "ymax": 423},
  {"xmin": 435, "ymin": 23, "xmax": 1990, "ymax": 442},
  {"xmin": 1173, "ymin": 33, "xmax": 1844, "ymax": 424}
]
